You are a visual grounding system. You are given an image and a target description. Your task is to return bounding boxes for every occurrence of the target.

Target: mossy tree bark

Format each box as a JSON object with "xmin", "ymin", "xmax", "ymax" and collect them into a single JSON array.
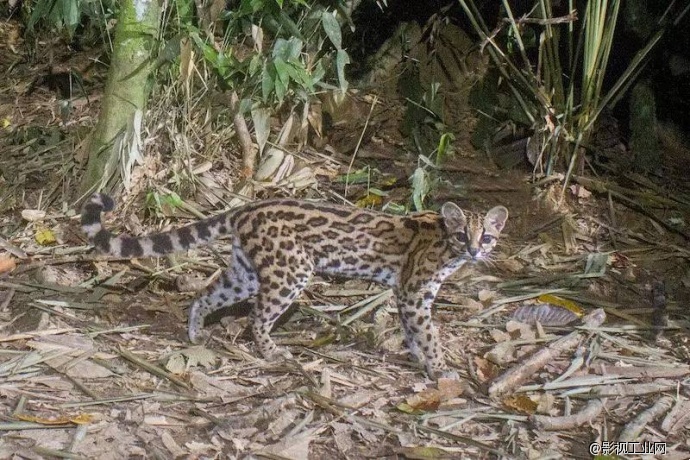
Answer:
[{"xmin": 78, "ymin": 0, "xmax": 161, "ymax": 197}]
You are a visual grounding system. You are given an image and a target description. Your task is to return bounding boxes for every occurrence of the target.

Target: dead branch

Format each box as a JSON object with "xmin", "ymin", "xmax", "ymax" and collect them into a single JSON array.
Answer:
[
  {"xmin": 230, "ymin": 91, "xmax": 257, "ymax": 179},
  {"xmin": 531, "ymin": 399, "xmax": 605, "ymax": 431},
  {"xmin": 617, "ymin": 395, "xmax": 675, "ymax": 442},
  {"xmin": 488, "ymin": 309, "xmax": 606, "ymax": 398}
]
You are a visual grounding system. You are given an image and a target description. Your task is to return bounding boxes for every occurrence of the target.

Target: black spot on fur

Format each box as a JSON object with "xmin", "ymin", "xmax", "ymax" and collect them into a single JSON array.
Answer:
[
  {"xmin": 403, "ymin": 219, "xmax": 419, "ymax": 231},
  {"xmin": 195, "ymin": 222, "xmax": 211, "ymax": 240},
  {"xmin": 81, "ymin": 203, "xmax": 103, "ymax": 226},
  {"xmin": 331, "ymin": 222, "xmax": 354, "ymax": 233},
  {"xmin": 93, "ymin": 230, "xmax": 111, "ymax": 252},
  {"xmin": 177, "ymin": 227, "xmax": 195, "ymax": 247},
  {"xmin": 321, "ymin": 206, "xmax": 352, "ymax": 218},
  {"xmin": 349, "ymin": 213, "xmax": 374, "ymax": 224},
  {"xmin": 151, "ymin": 234, "xmax": 174, "ymax": 254},
  {"xmin": 121, "ymin": 237, "xmax": 143, "ymax": 257},
  {"xmin": 99, "ymin": 194, "xmax": 115, "ymax": 211},
  {"xmin": 306, "ymin": 216, "xmax": 329, "ymax": 227}
]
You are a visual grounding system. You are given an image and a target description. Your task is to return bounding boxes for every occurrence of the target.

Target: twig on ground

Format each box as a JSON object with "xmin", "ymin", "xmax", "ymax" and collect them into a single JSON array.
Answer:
[
  {"xmin": 531, "ymin": 399, "xmax": 605, "ymax": 431},
  {"xmin": 488, "ymin": 309, "xmax": 606, "ymax": 397},
  {"xmin": 117, "ymin": 347, "xmax": 190, "ymax": 390},
  {"xmin": 617, "ymin": 395, "xmax": 675, "ymax": 442}
]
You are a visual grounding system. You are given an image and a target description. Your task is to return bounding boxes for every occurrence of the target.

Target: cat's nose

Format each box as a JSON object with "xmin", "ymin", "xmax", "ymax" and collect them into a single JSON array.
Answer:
[{"xmin": 468, "ymin": 247, "xmax": 479, "ymax": 258}]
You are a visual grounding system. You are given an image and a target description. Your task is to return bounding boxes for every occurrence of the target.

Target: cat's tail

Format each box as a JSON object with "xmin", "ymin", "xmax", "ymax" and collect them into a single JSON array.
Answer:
[{"xmin": 81, "ymin": 193, "xmax": 231, "ymax": 258}]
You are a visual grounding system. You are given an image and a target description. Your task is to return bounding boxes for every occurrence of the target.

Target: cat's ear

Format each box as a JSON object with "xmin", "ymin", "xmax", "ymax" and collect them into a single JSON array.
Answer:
[
  {"xmin": 484, "ymin": 206, "xmax": 508, "ymax": 233},
  {"xmin": 441, "ymin": 202, "xmax": 467, "ymax": 230}
]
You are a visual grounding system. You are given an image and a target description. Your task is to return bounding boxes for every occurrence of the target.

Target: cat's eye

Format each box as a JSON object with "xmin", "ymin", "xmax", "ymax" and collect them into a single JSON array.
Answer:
[
  {"xmin": 481, "ymin": 234, "xmax": 494, "ymax": 244},
  {"xmin": 457, "ymin": 232, "xmax": 467, "ymax": 242}
]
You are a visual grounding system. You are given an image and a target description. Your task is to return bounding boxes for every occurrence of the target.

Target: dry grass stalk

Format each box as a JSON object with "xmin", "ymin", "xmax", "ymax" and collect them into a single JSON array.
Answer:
[{"xmin": 116, "ymin": 347, "xmax": 190, "ymax": 390}]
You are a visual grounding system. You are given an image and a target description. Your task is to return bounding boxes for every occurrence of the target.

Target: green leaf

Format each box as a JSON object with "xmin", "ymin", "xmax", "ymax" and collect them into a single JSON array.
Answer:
[
  {"xmin": 436, "ymin": 132, "xmax": 455, "ymax": 165},
  {"xmin": 272, "ymin": 37, "xmax": 302, "ymax": 61},
  {"xmin": 321, "ymin": 11, "xmax": 342, "ymax": 49},
  {"xmin": 335, "ymin": 49, "xmax": 350, "ymax": 93},
  {"xmin": 285, "ymin": 37, "xmax": 303, "ymax": 61},
  {"xmin": 62, "ymin": 0, "xmax": 79, "ymax": 31},
  {"xmin": 273, "ymin": 57, "xmax": 291, "ymax": 87},
  {"xmin": 261, "ymin": 65, "xmax": 274, "ymax": 101},
  {"xmin": 175, "ymin": 0, "xmax": 194, "ymax": 23},
  {"xmin": 411, "ymin": 167, "xmax": 429, "ymax": 211},
  {"xmin": 274, "ymin": 77, "xmax": 287, "ymax": 102}
]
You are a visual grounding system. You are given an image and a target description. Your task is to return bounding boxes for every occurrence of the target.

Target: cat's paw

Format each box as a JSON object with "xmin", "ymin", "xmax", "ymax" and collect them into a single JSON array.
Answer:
[
  {"xmin": 188, "ymin": 326, "xmax": 209, "ymax": 344},
  {"xmin": 263, "ymin": 346, "xmax": 294, "ymax": 361},
  {"xmin": 426, "ymin": 364, "xmax": 459, "ymax": 381},
  {"xmin": 439, "ymin": 370, "xmax": 460, "ymax": 380}
]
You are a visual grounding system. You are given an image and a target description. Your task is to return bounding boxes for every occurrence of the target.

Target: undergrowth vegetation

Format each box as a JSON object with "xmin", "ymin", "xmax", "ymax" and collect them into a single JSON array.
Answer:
[{"xmin": 460, "ymin": 0, "xmax": 664, "ymax": 181}]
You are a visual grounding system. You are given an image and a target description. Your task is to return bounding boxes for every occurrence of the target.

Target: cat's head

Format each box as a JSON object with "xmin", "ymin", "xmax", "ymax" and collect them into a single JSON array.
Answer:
[{"xmin": 441, "ymin": 203, "xmax": 509, "ymax": 260}]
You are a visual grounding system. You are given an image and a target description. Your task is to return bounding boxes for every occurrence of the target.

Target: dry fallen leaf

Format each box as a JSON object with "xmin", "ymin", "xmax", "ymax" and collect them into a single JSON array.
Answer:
[
  {"xmin": 474, "ymin": 356, "xmax": 499, "ymax": 382},
  {"xmin": 0, "ymin": 256, "xmax": 16, "ymax": 274},
  {"xmin": 503, "ymin": 394, "xmax": 538, "ymax": 414},
  {"xmin": 403, "ymin": 388, "xmax": 442, "ymax": 411},
  {"xmin": 21, "ymin": 209, "xmax": 46, "ymax": 221},
  {"xmin": 166, "ymin": 346, "xmax": 217, "ymax": 374}
]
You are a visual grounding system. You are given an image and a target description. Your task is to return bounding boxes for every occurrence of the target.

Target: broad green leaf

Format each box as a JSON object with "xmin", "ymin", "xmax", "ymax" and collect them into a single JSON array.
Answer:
[
  {"xmin": 62, "ymin": 0, "xmax": 79, "ymax": 30},
  {"xmin": 272, "ymin": 38, "xmax": 289, "ymax": 60},
  {"xmin": 411, "ymin": 167, "xmax": 429, "ymax": 211},
  {"xmin": 321, "ymin": 11, "xmax": 342, "ymax": 49},
  {"xmin": 274, "ymin": 77, "xmax": 287, "ymax": 102},
  {"xmin": 248, "ymin": 54, "xmax": 262, "ymax": 76},
  {"xmin": 311, "ymin": 61, "xmax": 326, "ymax": 85},
  {"xmin": 285, "ymin": 37, "xmax": 303, "ymax": 61},
  {"xmin": 273, "ymin": 57, "xmax": 291, "ymax": 87},
  {"xmin": 277, "ymin": 10, "xmax": 304, "ymax": 40},
  {"xmin": 261, "ymin": 66, "xmax": 274, "ymax": 101},
  {"xmin": 335, "ymin": 49, "xmax": 350, "ymax": 93}
]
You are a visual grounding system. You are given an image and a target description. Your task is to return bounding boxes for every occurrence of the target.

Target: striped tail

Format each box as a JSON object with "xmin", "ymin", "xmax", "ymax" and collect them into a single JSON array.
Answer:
[{"xmin": 81, "ymin": 193, "xmax": 230, "ymax": 258}]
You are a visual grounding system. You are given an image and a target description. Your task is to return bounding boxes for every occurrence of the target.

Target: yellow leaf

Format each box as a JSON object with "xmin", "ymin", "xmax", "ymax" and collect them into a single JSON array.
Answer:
[
  {"xmin": 503, "ymin": 394, "xmax": 538, "ymax": 414},
  {"xmin": 380, "ymin": 175, "xmax": 398, "ymax": 187},
  {"xmin": 35, "ymin": 227, "xmax": 57, "ymax": 245},
  {"xmin": 70, "ymin": 413, "xmax": 94, "ymax": 424},
  {"xmin": 395, "ymin": 446, "xmax": 455, "ymax": 459},
  {"xmin": 536, "ymin": 294, "xmax": 584, "ymax": 315},
  {"xmin": 16, "ymin": 414, "xmax": 71, "ymax": 425},
  {"xmin": 355, "ymin": 194, "xmax": 382, "ymax": 208},
  {"xmin": 395, "ymin": 402, "xmax": 425, "ymax": 415}
]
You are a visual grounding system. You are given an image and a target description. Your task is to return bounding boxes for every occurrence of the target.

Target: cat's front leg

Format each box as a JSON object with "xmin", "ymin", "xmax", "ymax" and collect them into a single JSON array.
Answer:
[{"xmin": 395, "ymin": 283, "xmax": 453, "ymax": 379}]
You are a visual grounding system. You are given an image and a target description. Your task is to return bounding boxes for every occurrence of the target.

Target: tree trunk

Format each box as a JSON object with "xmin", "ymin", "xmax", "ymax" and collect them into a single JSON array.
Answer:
[{"xmin": 78, "ymin": 0, "xmax": 161, "ymax": 197}]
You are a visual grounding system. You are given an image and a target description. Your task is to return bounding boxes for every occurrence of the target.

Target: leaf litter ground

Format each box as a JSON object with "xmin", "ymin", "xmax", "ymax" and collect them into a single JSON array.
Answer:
[{"xmin": 2, "ymin": 22, "xmax": 690, "ymax": 460}]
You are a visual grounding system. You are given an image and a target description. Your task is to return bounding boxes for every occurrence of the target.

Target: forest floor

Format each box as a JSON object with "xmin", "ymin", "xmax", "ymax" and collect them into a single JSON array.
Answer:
[{"xmin": 1, "ymin": 19, "xmax": 690, "ymax": 460}]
